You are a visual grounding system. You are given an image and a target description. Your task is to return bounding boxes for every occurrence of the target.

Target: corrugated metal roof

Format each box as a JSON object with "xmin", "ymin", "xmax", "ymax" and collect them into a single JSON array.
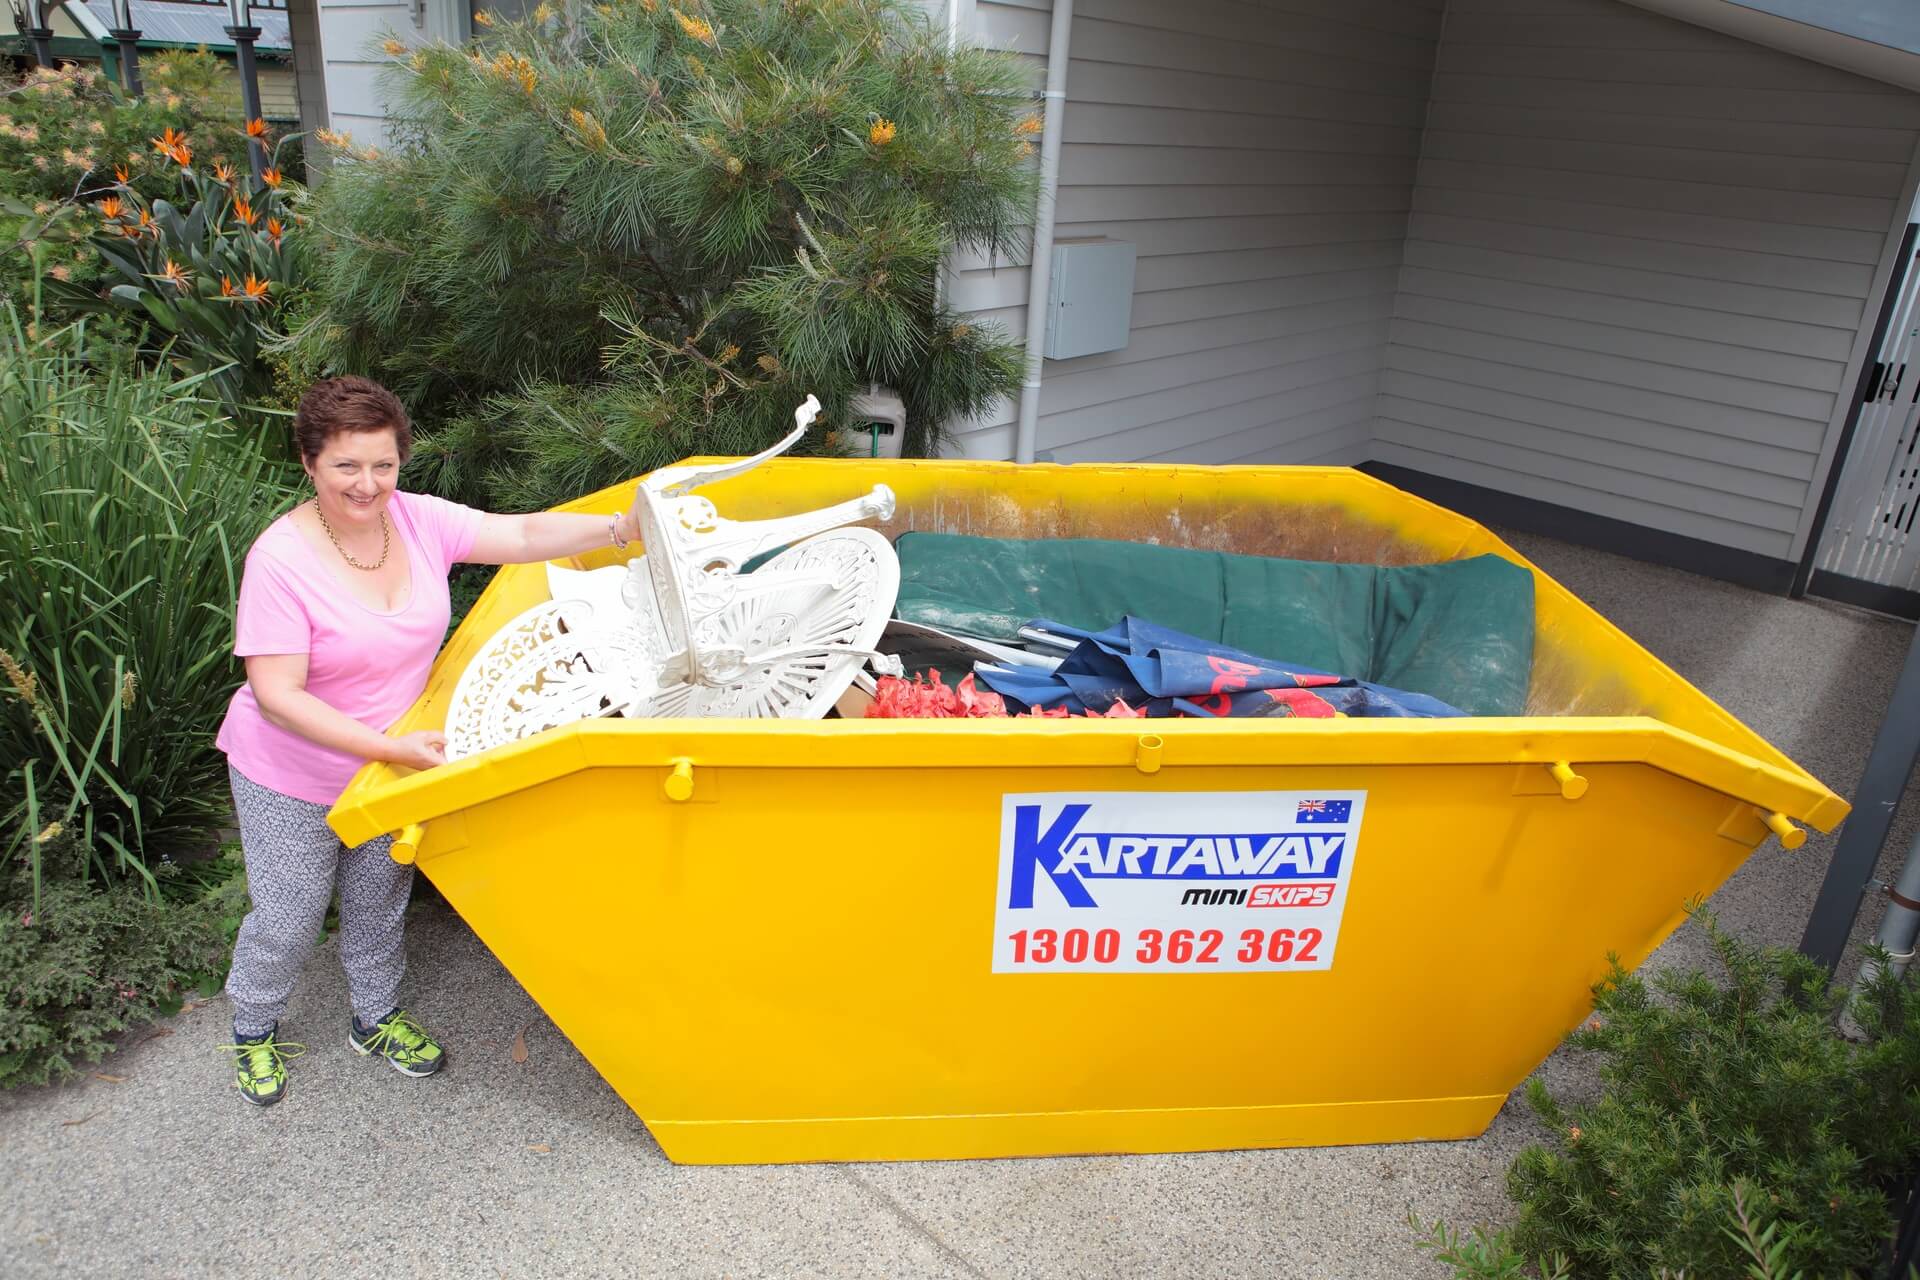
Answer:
[{"xmin": 74, "ymin": 0, "xmax": 292, "ymax": 52}]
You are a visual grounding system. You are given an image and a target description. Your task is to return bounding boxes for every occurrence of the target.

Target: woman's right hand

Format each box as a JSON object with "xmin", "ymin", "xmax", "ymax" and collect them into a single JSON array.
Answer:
[{"xmin": 386, "ymin": 729, "xmax": 449, "ymax": 771}]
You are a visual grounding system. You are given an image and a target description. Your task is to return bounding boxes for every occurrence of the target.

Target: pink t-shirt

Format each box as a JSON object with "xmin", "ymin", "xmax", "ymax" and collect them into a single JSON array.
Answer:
[{"xmin": 216, "ymin": 490, "xmax": 485, "ymax": 805}]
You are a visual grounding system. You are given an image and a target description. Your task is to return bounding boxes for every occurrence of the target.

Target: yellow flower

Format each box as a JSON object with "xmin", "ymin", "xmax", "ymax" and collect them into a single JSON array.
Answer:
[
  {"xmin": 717, "ymin": 343, "xmax": 739, "ymax": 363},
  {"xmin": 569, "ymin": 108, "xmax": 607, "ymax": 148},
  {"xmin": 0, "ymin": 648, "xmax": 37, "ymax": 708},
  {"xmin": 673, "ymin": 8, "xmax": 713, "ymax": 41},
  {"xmin": 383, "ymin": 37, "xmax": 408, "ymax": 56},
  {"xmin": 685, "ymin": 54, "xmax": 705, "ymax": 78},
  {"xmin": 533, "ymin": 1, "xmax": 554, "ymax": 19},
  {"xmin": 1017, "ymin": 140, "xmax": 1034, "ymax": 159},
  {"xmin": 1568, "ymin": 1126, "xmax": 1583, "ymax": 1143},
  {"xmin": 639, "ymin": 0, "xmax": 656, "ymax": 10},
  {"xmin": 723, "ymin": 155, "xmax": 743, "ymax": 175},
  {"xmin": 120, "ymin": 672, "xmax": 137, "ymax": 709},
  {"xmin": 595, "ymin": 3, "xmax": 612, "ymax": 15},
  {"xmin": 1015, "ymin": 113, "xmax": 1043, "ymax": 137},
  {"xmin": 867, "ymin": 118, "xmax": 896, "ymax": 146},
  {"xmin": 34, "ymin": 821, "xmax": 62, "ymax": 845},
  {"xmin": 411, "ymin": 51, "xmax": 427, "ymax": 72},
  {"xmin": 471, "ymin": 8, "xmax": 494, "ymax": 24}
]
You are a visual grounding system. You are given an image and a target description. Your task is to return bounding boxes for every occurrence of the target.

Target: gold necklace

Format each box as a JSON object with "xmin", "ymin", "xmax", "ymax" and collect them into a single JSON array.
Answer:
[{"xmin": 313, "ymin": 501, "xmax": 391, "ymax": 572}]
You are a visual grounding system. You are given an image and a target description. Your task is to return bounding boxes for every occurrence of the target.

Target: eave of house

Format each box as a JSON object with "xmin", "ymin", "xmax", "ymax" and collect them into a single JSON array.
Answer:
[{"xmin": 1622, "ymin": 0, "xmax": 1920, "ymax": 91}]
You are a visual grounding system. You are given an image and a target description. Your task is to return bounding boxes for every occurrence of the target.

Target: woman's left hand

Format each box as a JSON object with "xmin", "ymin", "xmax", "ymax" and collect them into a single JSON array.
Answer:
[{"xmin": 386, "ymin": 729, "xmax": 449, "ymax": 771}]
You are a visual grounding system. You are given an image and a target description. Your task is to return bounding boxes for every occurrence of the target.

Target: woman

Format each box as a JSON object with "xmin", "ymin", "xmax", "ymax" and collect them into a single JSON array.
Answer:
[{"xmin": 215, "ymin": 376, "xmax": 641, "ymax": 1106}]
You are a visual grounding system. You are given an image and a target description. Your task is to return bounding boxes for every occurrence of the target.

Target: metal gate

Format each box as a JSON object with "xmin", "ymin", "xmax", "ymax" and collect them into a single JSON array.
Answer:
[{"xmin": 1811, "ymin": 226, "xmax": 1920, "ymax": 618}]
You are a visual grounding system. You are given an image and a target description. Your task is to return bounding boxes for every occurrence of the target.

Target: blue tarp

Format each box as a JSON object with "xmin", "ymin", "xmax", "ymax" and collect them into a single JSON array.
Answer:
[{"xmin": 975, "ymin": 617, "xmax": 1466, "ymax": 719}]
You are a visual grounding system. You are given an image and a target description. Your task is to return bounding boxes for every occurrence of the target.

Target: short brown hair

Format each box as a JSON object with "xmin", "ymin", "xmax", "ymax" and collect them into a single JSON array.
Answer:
[{"xmin": 293, "ymin": 376, "xmax": 413, "ymax": 465}]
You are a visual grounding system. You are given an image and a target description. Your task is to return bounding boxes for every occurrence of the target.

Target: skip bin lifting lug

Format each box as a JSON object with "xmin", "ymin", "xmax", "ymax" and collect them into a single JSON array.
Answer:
[
  {"xmin": 1763, "ymin": 810, "xmax": 1807, "ymax": 850},
  {"xmin": 664, "ymin": 758, "xmax": 696, "ymax": 802},
  {"xmin": 390, "ymin": 823, "xmax": 425, "ymax": 865},
  {"xmin": 1549, "ymin": 761, "xmax": 1587, "ymax": 800}
]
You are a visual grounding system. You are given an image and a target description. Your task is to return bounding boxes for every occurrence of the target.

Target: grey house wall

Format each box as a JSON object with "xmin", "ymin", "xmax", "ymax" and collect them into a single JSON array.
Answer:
[
  {"xmin": 1376, "ymin": 0, "xmax": 1920, "ymax": 567},
  {"xmin": 949, "ymin": 0, "xmax": 1444, "ymax": 465},
  {"xmin": 311, "ymin": 0, "xmax": 467, "ymax": 144}
]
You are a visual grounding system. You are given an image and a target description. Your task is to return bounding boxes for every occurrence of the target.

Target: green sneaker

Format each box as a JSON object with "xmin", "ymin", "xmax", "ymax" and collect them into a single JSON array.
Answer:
[
  {"xmin": 222, "ymin": 1027, "xmax": 303, "ymax": 1107},
  {"xmin": 348, "ymin": 1007, "xmax": 446, "ymax": 1078}
]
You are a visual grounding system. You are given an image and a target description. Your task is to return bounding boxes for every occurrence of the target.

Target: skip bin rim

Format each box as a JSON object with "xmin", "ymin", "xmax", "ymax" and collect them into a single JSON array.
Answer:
[
  {"xmin": 327, "ymin": 714, "xmax": 1847, "ymax": 850},
  {"xmin": 328, "ymin": 459, "xmax": 1848, "ymax": 847}
]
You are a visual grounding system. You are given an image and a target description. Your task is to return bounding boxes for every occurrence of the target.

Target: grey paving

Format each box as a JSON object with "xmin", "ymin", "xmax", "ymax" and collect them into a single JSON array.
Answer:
[{"xmin": 2, "ymin": 530, "xmax": 1915, "ymax": 1280}]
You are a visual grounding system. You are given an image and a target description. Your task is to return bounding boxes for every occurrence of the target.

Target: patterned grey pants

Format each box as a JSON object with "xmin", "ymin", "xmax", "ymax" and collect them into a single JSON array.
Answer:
[{"xmin": 225, "ymin": 766, "xmax": 411, "ymax": 1038}]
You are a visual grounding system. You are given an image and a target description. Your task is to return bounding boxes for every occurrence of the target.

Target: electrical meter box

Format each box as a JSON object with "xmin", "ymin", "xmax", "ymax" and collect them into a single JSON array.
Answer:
[{"xmin": 1045, "ymin": 238, "xmax": 1136, "ymax": 361}]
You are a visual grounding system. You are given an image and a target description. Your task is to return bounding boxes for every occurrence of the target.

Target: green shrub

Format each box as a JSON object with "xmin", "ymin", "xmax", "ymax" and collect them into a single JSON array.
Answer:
[
  {"xmin": 0, "ymin": 310, "xmax": 298, "ymax": 884},
  {"xmin": 294, "ymin": 0, "xmax": 1035, "ymax": 510},
  {"xmin": 1418, "ymin": 913, "xmax": 1920, "ymax": 1279},
  {"xmin": 0, "ymin": 54, "xmax": 262, "ymax": 337},
  {"xmin": 0, "ymin": 829, "xmax": 234, "ymax": 1088}
]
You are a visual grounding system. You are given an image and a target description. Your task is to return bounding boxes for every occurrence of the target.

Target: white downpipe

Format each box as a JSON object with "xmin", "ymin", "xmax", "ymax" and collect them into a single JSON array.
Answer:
[{"xmin": 1012, "ymin": 0, "xmax": 1073, "ymax": 464}]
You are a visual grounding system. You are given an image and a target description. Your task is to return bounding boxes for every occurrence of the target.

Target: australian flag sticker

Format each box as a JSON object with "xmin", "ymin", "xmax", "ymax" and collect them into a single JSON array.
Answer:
[{"xmin": 1294, "ymin": 799, "xmax": 1351, "ymax": 824}]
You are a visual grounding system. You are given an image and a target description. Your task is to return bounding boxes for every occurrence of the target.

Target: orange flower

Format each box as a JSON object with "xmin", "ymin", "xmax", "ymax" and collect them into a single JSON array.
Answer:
[
  {"xmin": 242, "ymin": 273, "xmax": 270, "ymax": 301},
  {"xmin": 1015, "ymin": 113, "xmax": 1043, "ymax": 137},
  {"xmin": 112, "ymin": 163, "xmax": 129, "ymax": 184},
  {"xmin": 137, "ymin": 209, "xmax": 155, "ymax": 235},
  {"xmin": 213, "ymin": 160, "xmax": 235, "ymax": 184},
  {"xmin": 220, "ymin": 276, "xmax": 237, "ymax": 298},
  {"xmin": 245, "ymin": 117, "xmax": 268, "ymax": 140},
  {"xmin": 98, "ymin": 196, "xmax": 124, "ymax": 220},
  {"xmin": 232, "ymin": 197, "xmax": 259, "ymax": 227},
  {"xmin": 158, "ymin": 259, "xmax": 190, "ymax": 290},
  {"xmin": 262, "ymin": 166, "xmax": 283, "ymax": 188},
  {"xmin": 150, "ymin": 126, "xmax": 186, "ymax": 156},
  {"xmin": 382, "ymin": 37, "xmax": 407, "ymax": 57},
  {"xmin": 265, "ymin": 216, "xmax": 285, "ymax": 245},
  {"xmin": 867, "ymin": 118, "xmax": 896, "ymax": 146},
  {"xmin": 119, "ymin": 223, "xmax": 141, "ymax": 239},
  {"xmin": 471, "ymin": 8, "xmax": 494, "ymax": 25},
  {"xmin": 165, "ymin": 139, "xmax": 193, "ymax": 167}
]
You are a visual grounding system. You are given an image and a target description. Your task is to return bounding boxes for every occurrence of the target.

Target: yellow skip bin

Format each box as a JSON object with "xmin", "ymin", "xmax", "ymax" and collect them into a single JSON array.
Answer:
[{"xmin": 328, "ymin": 461, "xmax": 1847, "ymax": 1164}]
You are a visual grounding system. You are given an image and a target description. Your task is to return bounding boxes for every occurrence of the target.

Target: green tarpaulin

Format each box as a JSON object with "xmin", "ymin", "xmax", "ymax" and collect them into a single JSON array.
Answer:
[{"xmin": 893, "ymin": 535, "xmax": 1536, "ymax": 717}]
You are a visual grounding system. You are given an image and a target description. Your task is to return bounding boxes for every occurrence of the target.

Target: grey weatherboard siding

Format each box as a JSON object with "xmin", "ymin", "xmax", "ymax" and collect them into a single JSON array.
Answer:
[
  {"xmin": 1377, "ymin": 0, "xmax": 1920, "ymax": 562},
  {"xmin": 950, "ymin": 0, "xmax": 1445, "ymax": 467}
]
